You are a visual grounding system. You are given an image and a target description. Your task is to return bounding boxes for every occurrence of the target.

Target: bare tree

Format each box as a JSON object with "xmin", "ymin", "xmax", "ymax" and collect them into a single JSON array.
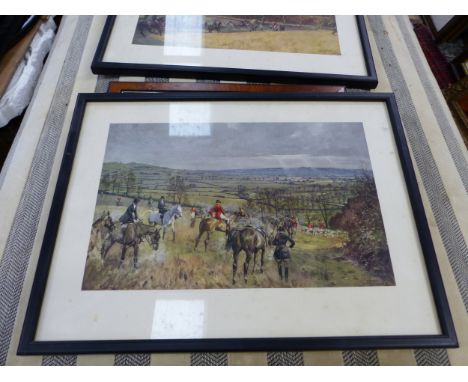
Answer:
[
  {"xmin": 125, "ymin": 170, "xmax": 136, "ymax": 196},
  {"xmin": 100, "ymin": 173, "xmax": 111, "ymax": 193},
  {"xmin": 112, "ymin": 172, "xmax": 122, "ymax": 195},
  {"xmin": 169, "ymin": 175, "xmax": 187, "ymax": 204},
  {"xmin": 316, "ymin": 193, "xmax": 331, "ymax": 228}
]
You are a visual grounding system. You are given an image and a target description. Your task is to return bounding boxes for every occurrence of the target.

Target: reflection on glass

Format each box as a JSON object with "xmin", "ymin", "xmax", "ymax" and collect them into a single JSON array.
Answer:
[
  {"xmin": 169, "ymin": 103, "xmax": 211, "ymax": 136},
  {"xmin": 163, "ymin": 16, "xmax": 203, "ymax": 56},
  {"xmin": 151, "ymin": 300, "xmax": 205, "ymax": 339},
  {"xmin": 132, "ymin": 15, "xmax": 341, "ymax": 56}
]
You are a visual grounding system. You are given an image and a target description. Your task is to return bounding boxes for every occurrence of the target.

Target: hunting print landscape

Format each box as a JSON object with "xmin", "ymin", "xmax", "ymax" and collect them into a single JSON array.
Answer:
[
  {"xmin": 132, "ymin": 15, "xmax": 341, "ymax": 55},
  {"xmin": 82, "ymin": 122, "xmax": 395, "ymax": 290}
]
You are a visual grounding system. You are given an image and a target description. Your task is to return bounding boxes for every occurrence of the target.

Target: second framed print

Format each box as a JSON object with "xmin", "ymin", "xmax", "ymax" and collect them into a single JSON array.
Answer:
[
  {"xmin": 92, "ymin": 16, "xmax": 378, "ymax": 89},
  {"xmin": 18, "ymin": 93, "xmax": 456, "ymax": 355}
]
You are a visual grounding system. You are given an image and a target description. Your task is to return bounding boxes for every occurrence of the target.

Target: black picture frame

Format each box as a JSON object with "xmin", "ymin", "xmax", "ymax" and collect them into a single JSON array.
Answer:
[
  {"xmin": 18, "ymin": 92, "xmax": 457, "ymax": 355},
  {"xmin": 91, "ymin": 16, "xmax": 378, "ymax": 89}
]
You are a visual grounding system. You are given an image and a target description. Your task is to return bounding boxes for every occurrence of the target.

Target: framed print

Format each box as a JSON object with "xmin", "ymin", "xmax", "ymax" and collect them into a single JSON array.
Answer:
[
  {"xmin": 18, "ymin": 92, "xmax": 457, "ymax": 355},
  {"xmin": 91, "ymin": 16, "xmax": 378, "ymax": 89}
]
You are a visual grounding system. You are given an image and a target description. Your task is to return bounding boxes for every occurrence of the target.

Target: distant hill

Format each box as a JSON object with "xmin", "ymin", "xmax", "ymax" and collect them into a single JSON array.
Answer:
[
  {"xmin": 202, "ymin": 167, "xmax": 371, "ymax": 178},
  {"xmin": 102, "ymin": 162, "xmax": 371, "ymax": 179}
]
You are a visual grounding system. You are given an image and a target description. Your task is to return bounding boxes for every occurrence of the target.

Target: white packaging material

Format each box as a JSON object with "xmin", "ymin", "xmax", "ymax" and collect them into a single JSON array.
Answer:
[{"xmin": 0, "ymin": 17, "xmax": 57, "ymax": 128}]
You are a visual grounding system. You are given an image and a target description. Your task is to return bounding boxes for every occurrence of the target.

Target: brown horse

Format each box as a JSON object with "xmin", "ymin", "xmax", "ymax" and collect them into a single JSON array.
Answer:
[
  {"xmin": 283, "ymin": 217, "xmax": 297, "ymax": 237},
  {"xmin": 101, "ymin": 222, "xmax": 160, "ymax": 269},
  {"xmin": 194, "ymin": 217, "xmax": 229, "ymax": 252},
  {"xmin": 225, "ymin": 226, "xmax": 270, "ymax": 284},
  {"xmin": 88, "ymin": 211, "xmax": 115, "ymax": 252}
]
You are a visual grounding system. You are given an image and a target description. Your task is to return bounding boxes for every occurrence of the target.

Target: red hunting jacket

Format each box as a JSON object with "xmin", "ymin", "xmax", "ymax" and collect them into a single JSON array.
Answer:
[{"xmin": 209, "ymin": 203, "xmax": 225, "ymax": 220}]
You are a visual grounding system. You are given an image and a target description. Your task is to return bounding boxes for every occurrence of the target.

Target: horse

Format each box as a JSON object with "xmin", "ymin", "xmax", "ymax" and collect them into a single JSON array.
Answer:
[
  {"xmin": 205, "ymin": 20, "xmax": 222, "ymax": 33},
  {"xmin": 139, "ymin": 16, "xmax": 165, "ymax": 37},
  {"xmin": 225, "ymin": 226, "xmax": 269, "ymax": 284},
  {"xmin": 101, "ymin": 222, "xmax": 160, "ymax": 269},
  {"xmin": 290, "ymin": 217, "xmax": 298, "ymax": 235},
  {"xmin": 148, "ymin": 204, "xmax": 183, "ymax": 241},
  {"xmin": 249, "ymin": 19, "xmax": 259, "ymax": 32},
  {"xmin": 88, "ymin": 211, "xmax": 115, "ymax": 252},
  {"xmin": 232, "ymin": 208, "xmax": 249, "ymax": 223},
  {"xmin": 272, "ymin": 23, "xmax": 284, "ymax": 31},
  {"xmin": 225, "ymin": 21, "xmax": 235, "ymax": 31},
  {"xmin": 194, "ymin": 217, "xmax": 229, "ymax": 252},
  {"xmin": 189, "ymin": 207, "xmax": 201, "ymax": 228},
  {"xmin": 283, "ymin": 217, "xmax": 297, "ymax": 237}
]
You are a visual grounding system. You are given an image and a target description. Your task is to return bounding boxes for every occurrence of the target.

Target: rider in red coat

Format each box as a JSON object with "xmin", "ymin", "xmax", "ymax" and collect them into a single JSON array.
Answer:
[{"xmin": 209, "ymin": 200, "xmax": 226, "ymax": 221}]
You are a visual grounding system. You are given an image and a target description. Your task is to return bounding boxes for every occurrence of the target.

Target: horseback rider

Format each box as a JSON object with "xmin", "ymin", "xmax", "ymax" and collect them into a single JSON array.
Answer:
[
  {"xmin": 119, "ymin": 198, "xmax": 140, "ymax": 225},
  {"xmin": 272, "ymin": 225, "xmax": 295, "ymax": 282},
  {"xmin": 158, "ymin": 196, "xmax": 167, "ymax": 222},
  {"xmin": 209, "ymin": 199, "xmax": 229, "ymax": 225},
  {"xmin": 291, "ymin": 215, "xmax": 298, "ymax": 234},
  {"xmin": 190, "ymin": 206, "xmax": 197, "ymax": 228},
  {"xmin": 237, "ymin": 206, "xmax": 248, "ymax": 218}
]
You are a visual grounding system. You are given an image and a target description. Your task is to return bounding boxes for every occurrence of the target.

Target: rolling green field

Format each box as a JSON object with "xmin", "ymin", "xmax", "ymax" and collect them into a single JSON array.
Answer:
[{"xmin": 97, "ymin": 162, "xmax": 357, "ymax": 225}]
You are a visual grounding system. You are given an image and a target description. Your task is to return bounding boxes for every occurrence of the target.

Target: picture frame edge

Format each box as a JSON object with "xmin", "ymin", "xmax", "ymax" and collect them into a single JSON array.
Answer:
[
  {"xmin": 91, "ymin": 15, "xmax": 378, "ymax": 89},
  {"xmin": 17, "ymin": 92, "xmax": 457, "ymax": 355}
]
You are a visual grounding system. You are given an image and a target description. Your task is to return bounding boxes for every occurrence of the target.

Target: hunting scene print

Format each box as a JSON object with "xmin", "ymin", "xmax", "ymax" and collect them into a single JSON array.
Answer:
[
  {"xmin": 82, "ymin": 122, "xmax": 395, "ymax": 290},
  {"xmin": 132, "ymin": 15, "xmax": 341, "ymax": 55}
]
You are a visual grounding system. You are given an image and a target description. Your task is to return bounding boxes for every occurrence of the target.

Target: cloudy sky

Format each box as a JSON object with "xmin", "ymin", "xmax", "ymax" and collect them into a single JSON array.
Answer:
[{"xmin": 104, "ymin": 122, "xmax": 372, "ymax": 171}]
